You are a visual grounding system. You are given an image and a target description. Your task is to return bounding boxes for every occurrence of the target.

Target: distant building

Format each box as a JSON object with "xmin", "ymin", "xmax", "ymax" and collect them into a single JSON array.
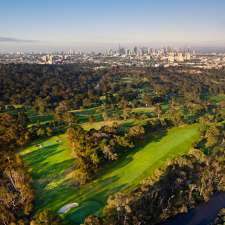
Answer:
[
  {"xmin": 118, "ymin": 46, "xmax": 126, "ymax": 55},
  {"xmin": 41, "ymin": 54, "xmax": 53, "ymax": 64},
  {"xmin": 168, "ymin": 52, "xmax": 175, "ymax": 63},
  {"xmin": 134, "ymin": 46, "xmax": 138, "ymax": 55},
  {"xmin": 176, "ymin": 52, "xmax": 184, "ymax": 62},
  {"xmin": 185, "ymin": 52, "xmax": 191, "ymax": 61}
]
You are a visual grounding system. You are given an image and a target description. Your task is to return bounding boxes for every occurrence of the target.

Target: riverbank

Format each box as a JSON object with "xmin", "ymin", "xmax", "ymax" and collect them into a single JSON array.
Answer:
[{"xmin": 161, "ymin": 192, "xmax": 225, "ymax": 225}]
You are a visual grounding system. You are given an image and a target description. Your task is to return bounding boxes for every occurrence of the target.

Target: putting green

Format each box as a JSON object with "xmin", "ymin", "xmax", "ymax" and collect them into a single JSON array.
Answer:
[{"xmin": 21, "ymin": 124, "xmax": 200, "ymax": 224}]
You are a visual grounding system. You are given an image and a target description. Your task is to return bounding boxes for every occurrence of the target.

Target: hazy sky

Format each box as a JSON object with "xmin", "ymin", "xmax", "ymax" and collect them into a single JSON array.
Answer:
[{"xmin": 1, "ymin": 0, "xmax": 225, "ymax": 51}]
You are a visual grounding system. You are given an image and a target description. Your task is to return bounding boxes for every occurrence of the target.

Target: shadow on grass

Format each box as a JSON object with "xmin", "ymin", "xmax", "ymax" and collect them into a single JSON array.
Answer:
[
  {"xmin": 120, "ymin": 120, "xmax": 136, "ymax": 130},
  {"xmin": 33, "ymin": 158, "xmax": 74, "ymax": 182},
  {"xmin": 33, "ymin": 159, "xmax": 75, "ymax": 210},
  {"xmin": 64, "ymin": 175, "xmax": 128, "ymax": 225},
  {"xmin": 24, "ymin": 144, "xmax": 65, "ymax": 169},
  {"xmin": 30, "ymin": 128, "xmax": 169, "ymax": 225},
  {"xmin": 23, "ymin": 144, "xmax": 75, "ymax": 210},
  {"xmin": 36, "ymin": 174, "xmax": 127, "ymax": 225},
  {"xmin": 98, "ymin": 129, "xmax": 168, "ymax": 177}
]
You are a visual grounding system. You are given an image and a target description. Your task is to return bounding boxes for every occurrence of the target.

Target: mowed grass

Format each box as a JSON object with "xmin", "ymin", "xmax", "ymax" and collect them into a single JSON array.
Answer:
[
  {"xmin": 69, "ymin": 107, "xmax": 104, "ymax": 123},
  {"xmin": 21, "ymin": 124, "xmax": 200, "ymax": 224},
  {"xmin": 82, "ymin": 120, "xmax": 120, "ymax": 130},
  {"xmin": 20, "ymin": 135, "xmax": 75, "ymax": 209},
  {"xmin": 209, "ymin": 94, "xmax": 225, "ymax": 103},
  {"xmin": 81, "ymin": 118, "xmax": 148, "ymax": 130},
  {"xmin": 132, "ymin": 107, "xmax": 154, "ymax": 113}
]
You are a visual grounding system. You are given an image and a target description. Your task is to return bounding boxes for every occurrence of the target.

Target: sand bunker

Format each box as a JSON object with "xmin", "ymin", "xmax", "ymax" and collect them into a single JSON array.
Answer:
[{"xmin": 58, "ymin": 202, "xmax": 79, "ymax": 214}]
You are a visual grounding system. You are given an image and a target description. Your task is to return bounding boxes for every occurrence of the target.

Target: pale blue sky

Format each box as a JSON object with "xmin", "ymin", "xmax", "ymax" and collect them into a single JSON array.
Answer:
[{"xmin": 0, "ymin": 0, "xmax": 225, "ymax": 51}]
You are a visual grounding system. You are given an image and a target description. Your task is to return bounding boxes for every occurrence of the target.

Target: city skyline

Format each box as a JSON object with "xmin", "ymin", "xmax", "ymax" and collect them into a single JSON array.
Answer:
[{"xmin": 1, "ymin": 0, "xmax": 225, "ymax": 51}]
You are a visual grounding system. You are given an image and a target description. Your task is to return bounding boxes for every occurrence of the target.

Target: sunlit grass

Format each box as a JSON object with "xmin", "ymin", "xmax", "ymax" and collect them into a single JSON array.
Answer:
[{"xmin": 21, "ymin": 124, "xmax": 200, "ymax": 224}]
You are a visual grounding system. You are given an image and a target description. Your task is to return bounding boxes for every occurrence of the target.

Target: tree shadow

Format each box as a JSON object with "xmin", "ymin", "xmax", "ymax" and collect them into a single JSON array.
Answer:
[
  {"xmin": 30, "ymin": 128, "xmax": 169, "ymax": 225},
  {"xmin": 63, "ymin": 175, "xmax": 128, "ymax": 225},
  {"xmin": 98, "ymin": 129, "xmax": 168, "ymax": 177},
  {"xmin": 33, "ymin": 158, "xmax": 74, "ymax": 181},
  {"xmin": 24, "ymin": 144, "xmax": 62, "ymax": 166},
  {"xmin": 121, "ymin": 120, "xmax": 136, "ymax": 129},
  {"xmin": 33, "ymin": 159, "xmax": 75, "ymax": 209}
]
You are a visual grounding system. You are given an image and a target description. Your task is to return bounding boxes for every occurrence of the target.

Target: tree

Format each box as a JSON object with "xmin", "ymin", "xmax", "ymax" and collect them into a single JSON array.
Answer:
[
  {"xmin": 127, "ymin": 125, "xmax": 145, "ymax": 141},
  {"xmin": 46, "ymin": 127, "xmax": 54, "ymax": 137},
  {"xmin": 55, "ymin": 100, "xmax": 71, "ymax": 120},
  {"xmin": 17, "ymin": 111, "xmax": 30, "ymax": 127},
  {"xmin": 205, "ymin": 125, "xmax": 222, "ymax": 149},
  {"xmin": 62, "ymin": 111, "xmax": 78, "ymax": 126},
  {"xmin": 212, "ymin": 208, "xmax": 225, "ymax": 225},
  {"xmin": 66, "ymin": 126, "xmax": 101, "ymax": 184},
  {"xmin": 36, "ymin": 127, "xmax": 46, "ymax": 137},
  {"xmin": 34, "ymin": 97, "xmax": 47, "ymax": 114},
  {"xmin": 30, "ymin": 209, "xmax": 64, "ymax": 225},
  {"xmin": 143, "ymin": 94, "xmax": 153, "ymax": 107},
  {"xmin": 103, "ymin": 149, "xmax": 225, "ymax": 225},
  {"xmin": 0, "ymin": 152, "xmax": 34, "ymax": 225},
  {"xmin": 123, "ymin": 108, "xmax": 131, "ymax": 120},
  {"xmin": 82, "ymin": 215, "xmax": 103, "ymax": 225},
  {"xmin": 155, "ymin": 103, "xmax": 163, "ymax": 119},
  {"xmin": 168, "ymin": 104, "xmax": 184, "ymax": 126}
]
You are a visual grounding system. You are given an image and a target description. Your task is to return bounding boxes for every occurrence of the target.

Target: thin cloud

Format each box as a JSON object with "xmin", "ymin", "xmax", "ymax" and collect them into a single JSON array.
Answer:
[{"xmin": 0, "ymin": 37, "xmax": 37, "ymax": 43}]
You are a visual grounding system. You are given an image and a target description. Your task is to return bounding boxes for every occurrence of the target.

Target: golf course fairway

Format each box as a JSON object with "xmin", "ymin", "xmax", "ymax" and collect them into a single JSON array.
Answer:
[{"xmin": 21, "ymin": 124, "xmax": 200, "ymax": 224}]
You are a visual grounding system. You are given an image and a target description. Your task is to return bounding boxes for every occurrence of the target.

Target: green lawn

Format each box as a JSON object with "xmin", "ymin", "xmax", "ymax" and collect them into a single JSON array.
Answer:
[
  {"xmin": 21, "ymin": 124, "xmax": 200, "ymax": 224},
  {"xmin": 132, "ymin": 107, "xmax": 154, "ymax": 112},
  {"xmin": 71, "ymin": 106, "xmax": 156, "ymax": 130},
  {"xmin": 81, "ymin": 120, "xmax": 121, "ymax": 130},
  {"xmin": 69, "ymin": 107, "xmax": 104, "ymax": 123},
  {"xmin": 81, "ymin": 118, "xmax": 148, "ymax": 130},
  {"xmin": 28, "ymin": 114, "xmax": 54, "ymax": 125},
  {"xmin": 209, "ymin": 94, "xmax": 225, "ymax": 103}
]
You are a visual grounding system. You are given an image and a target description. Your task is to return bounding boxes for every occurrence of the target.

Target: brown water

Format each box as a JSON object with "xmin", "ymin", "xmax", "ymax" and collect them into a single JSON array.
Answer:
[{"xmin": 160, "ymin": 192, "xmax": 225, "ymax": 225}]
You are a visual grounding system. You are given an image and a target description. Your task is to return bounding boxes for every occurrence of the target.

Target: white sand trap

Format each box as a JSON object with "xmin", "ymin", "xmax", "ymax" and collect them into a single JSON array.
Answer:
[{"xmin": 58, "ymin": 202, "xmax": 79, "ymax": 214}]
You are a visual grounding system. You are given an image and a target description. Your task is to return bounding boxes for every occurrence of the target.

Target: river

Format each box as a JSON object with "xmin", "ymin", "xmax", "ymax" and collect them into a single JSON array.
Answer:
[{"xmin": 160, "ymin": 192, "xmax": 225, "ymax": 225}]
